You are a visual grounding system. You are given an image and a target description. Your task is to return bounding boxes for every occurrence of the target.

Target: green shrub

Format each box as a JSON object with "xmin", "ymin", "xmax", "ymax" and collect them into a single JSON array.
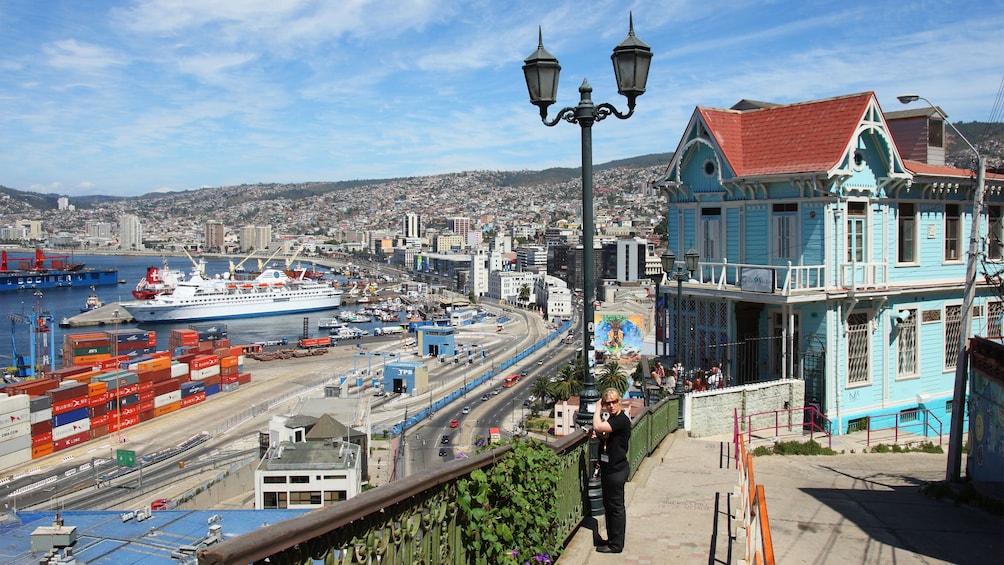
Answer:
[{"xmin": 752, "ymin": 439, "xmax": 836, "ymax": 456}]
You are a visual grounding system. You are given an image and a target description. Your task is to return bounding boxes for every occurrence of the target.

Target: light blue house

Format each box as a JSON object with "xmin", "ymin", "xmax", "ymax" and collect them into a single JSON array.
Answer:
[{"xmin": 655, "ymin": 92, "xmax": 1004, "ymax": 434}]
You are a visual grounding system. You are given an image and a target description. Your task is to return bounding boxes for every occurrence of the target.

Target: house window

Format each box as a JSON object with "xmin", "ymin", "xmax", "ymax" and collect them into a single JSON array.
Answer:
[
  {"xmin": 772, "ymin": 203, "xmax": 797, "ymax": 260},
  {"xmin": 987, "ymin": 301, "xmax": 1003, "ymax": 338},
  {"xmin": 289, "ymin": 491, "xmax": 322, "ymax": 505},
  {"xmin": 846, "ymin": 201, "xmax": 867, "ymax": 263},
  {"xmin": 928, "ymin": 117, "xmax": 944, "ymax": 148},
  {"xmin": 846, "ymin": 312, "xmax": 870, "ymax": 386},
  {"xmin": 896, "ymin": 309, "xmax": 918, "ymax": 379},
  {"xmin": 701, "ymin": 208, "xmax": 722, "ymax": 260},
  {"xmin": 944, "ymin": 304, "xmax": 962, "ymax": 370},
  {"xmin": 263, "ymin": 492, "xmax": 287, "ymax": 509},
  {"xmin": 290, "ymin": 475, "xmax": 310, "ymax": 484},
  {"xmin": 989, "ymin": 205, "xmax": 1002, "ymax": 261},
  {"xmin": 945, "ymin": 204, "xmax": 960, "ymax": 261},
  {"xmin": 897, "ymin": 203, "xmax": 917, "ymax": 263}
]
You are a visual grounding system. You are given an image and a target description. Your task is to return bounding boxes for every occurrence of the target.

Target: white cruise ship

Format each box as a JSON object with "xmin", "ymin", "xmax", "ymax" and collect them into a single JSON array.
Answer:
[{"xmin": 123, "ymin": 268, "xmax": 342, "ymax": 323}]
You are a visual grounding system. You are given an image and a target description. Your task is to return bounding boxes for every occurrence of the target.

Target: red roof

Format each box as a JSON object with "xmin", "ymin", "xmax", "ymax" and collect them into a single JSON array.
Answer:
[{"xmin": 699, "ymin": 92, "xmax": 874, "ymax": 177}]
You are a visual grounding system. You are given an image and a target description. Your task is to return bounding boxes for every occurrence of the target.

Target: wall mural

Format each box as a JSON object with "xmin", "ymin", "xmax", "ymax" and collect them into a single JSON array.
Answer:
[{"xmin": 593, "ymin": 313, "xmax": 644, "ymax": 363}]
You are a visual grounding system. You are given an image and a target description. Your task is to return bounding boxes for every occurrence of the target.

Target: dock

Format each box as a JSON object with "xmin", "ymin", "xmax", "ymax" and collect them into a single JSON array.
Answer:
[{"xmin": 59, "ymin": 302, "xmax": 136, "ymax": 328}]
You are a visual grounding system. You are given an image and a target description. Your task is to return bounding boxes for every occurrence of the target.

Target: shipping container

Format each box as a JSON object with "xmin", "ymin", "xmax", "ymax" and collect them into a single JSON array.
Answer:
[
  {"xmin": 180, "ymin": 393, "xmax": 205, "ymax": 408},
  {"xmin": 0, "ymin": 434, "xmax": 32, "ymax": 458},
  {"xmin": 30, "ymin": 406, "xmax": 52, "ymax": 425},
  {"xmin": 32, "ymin": 430, "xmax": 53, "ymax": 447},
  {"xmin": 154, "ymin": 390, "xmax": 182, "ymax": 408},
  {"xmin": 204, "ymin": 383, "xmax": 221, "ymax": 396},
  {"xmin": 53, "ymin": 430, "xmax": 89, "ymax": 451},
  {"xmin": 52, "ymin": 419, "xmax": 90, "ymax": 442},
  {"xmin": 31, "ymin": 442, "xmax": 54, "ymax": 459},
  {"xmin": 47, "ymin": 382, "xmax": 88, "ymax": 403},
  {"xmin": 52, "ymin": 406, "xmax": 89, "ymax": 427},
  {"xmin": 181, "ymin": 381, "xmax": 205, "ymax": 397}
]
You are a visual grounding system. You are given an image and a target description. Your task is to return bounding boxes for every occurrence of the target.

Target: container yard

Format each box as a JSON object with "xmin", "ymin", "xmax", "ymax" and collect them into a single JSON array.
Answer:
[{"xmin": 0, "ymin": 327, "xmax": 253, "ymax": 471}]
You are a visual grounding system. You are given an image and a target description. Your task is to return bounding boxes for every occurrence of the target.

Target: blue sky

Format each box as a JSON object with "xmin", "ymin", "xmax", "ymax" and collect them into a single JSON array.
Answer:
[{"xmin": 2, "ymin": 1, "xmax": 1001, "ymax": 198}]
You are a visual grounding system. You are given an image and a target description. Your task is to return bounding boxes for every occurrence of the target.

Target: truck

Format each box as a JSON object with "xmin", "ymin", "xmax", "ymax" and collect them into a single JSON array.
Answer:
[
  {"xmin": 297, "ymin": 336, "xmax": 334, "ymax": 349},
  {"xmin": 374, "ymin": 326, "xmax": 405, "ymax": 336},
  {"xmin": 489, "ymin": 427, "xmax": 501, "ymax": 442}
]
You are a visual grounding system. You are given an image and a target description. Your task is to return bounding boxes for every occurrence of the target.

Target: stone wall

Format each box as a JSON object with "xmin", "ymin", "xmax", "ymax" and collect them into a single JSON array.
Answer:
[{"xmin": 686, "ymin": 380, "xmax": 805, "ymax": 438}]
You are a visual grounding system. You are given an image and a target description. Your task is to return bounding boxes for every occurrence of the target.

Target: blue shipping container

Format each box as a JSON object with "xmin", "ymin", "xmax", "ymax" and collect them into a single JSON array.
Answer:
[{"xmin": 52, "ymin": 406, "xmax": 89, "ymax": 427}]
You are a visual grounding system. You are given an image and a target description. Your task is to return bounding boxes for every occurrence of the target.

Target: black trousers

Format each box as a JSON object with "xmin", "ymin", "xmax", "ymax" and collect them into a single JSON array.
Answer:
[{"xmin": 601, "ymin": 465, "xmax": 629, "ymax": 550}]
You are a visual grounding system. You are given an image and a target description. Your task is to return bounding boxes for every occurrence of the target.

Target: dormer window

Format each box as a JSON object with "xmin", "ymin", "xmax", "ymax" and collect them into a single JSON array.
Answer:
[{"xmin": 703, "ymin": 159, "xmax": 716, "ymax": 177}]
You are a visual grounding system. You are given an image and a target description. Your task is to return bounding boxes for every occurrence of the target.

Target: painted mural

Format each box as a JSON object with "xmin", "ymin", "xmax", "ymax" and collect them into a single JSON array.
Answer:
[
  {"xmin": 593, "ymin": 313, "xmax": 644, "ymax": 363},
  {"xmin": 967, "ymin": 337, "xmax": 1004, "ymax": 484}
]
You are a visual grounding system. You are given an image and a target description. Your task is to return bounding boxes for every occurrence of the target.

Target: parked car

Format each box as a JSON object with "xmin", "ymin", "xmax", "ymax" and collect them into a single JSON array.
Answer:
[{"xmin": 450, "ymin": 419, "xmax": 459, "ymax": 428}]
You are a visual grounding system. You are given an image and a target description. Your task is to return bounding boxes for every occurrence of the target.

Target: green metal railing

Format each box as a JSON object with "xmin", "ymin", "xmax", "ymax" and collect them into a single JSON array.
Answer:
[{"xmin": 198, "ymin": 395, "xmax": 679, "ymax": 564}]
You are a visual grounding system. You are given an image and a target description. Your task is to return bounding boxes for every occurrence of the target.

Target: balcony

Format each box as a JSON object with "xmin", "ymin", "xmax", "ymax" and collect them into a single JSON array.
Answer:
[
  {"xmin": 198, "ymin": 396, "xmax": 678, "ymax": 564},
  {"xmin": 689, "ymin": 259, "xmax": 889, "ymax": 297}
]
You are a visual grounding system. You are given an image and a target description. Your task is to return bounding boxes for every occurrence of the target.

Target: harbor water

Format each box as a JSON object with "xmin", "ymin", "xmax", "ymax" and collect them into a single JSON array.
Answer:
[{"xmin": 0, "ymin": 254, "xmax": 393, "ymax": 367}]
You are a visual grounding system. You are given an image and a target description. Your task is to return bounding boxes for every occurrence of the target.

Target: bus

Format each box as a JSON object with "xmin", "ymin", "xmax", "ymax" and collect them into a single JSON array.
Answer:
[{"xmin": 502, "ymin": 374, "xmax": 520, "ymax": 388}]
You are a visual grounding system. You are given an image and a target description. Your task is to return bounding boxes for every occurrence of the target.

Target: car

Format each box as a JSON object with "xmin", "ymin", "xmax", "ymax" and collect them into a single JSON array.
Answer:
[
  {"xmin": 462, "ymin": 406, "xmax": 470, "ymax": 414},
  {"xmin": 441, "ymin": 434, "xmax": 450, "ymax": 444},
  {"xmin": 538, "ymin": 360, "xmax": 544, "ymax": 365},
  {"xmin": 520, "ymin": 370, "xmax": 528, "ymax": 377},
  {"xmin": 150, "ymin": 498, "xmax": 170, "ymax": 511},
  {"xmin": 523, "ymin": 398, "xmax": 531, "ymax": 406},
  {"xmin": 492, "ymin": 388, "xmax": 501, "ymax": 395},
  {"xmin": 439, "ymin": 447, "xmax": 448, "ymax": 457},
  {"xmin": 481, "ymin": 394, "xmax": 490, "ymax": 402},
  {"xmin": 450, "ymin": 419, "xmax": 459, "ymax": 428}
]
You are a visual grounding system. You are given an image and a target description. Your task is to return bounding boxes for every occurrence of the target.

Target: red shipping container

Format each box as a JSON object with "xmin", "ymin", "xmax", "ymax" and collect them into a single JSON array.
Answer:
[
  {"xmin": 221, "ymin": 374, "xmax": 239, "ymax": 385},
  {"xmin": 31, "ymin": 420, "xmax": 52, "ymax": 436},
  {"xmin": 118, "ymin": 404, "xmax": 140, "ymax": 418},
  {"xmin": 138, "ymin": 380, "xmax": 153, "ymax": 392},
  {"xmin": 52, "ymin": 396, "xmax": 89, "ymax": 415},
  {"xmin": 180, "ymin": 393, "xmax": 206, "ymax": 408},
  {"xmin": 90, "ymin": 424, "xmax": 109, "ymax": 439},
  {"xmin": 53, "ymin": 430, "xmax": 89, "ymax": 451},
  {"xmin": 89, "ymin": 403, "xmax": 109, "ymax": 418},
  {"xmin": 139, "ymin": 399, "xmax": 154, "ymax": 413},
  {"xmin": 48, "ymin": 382, "xmax": 88, "ymax": 403},
  {"xmin": 237, "ymin": 372, "xmax": 252, "ymax": 385},
  {"xmin": 32, "ymin": 430, "xmax": 53, "ymax": 447},
  {"xmin": 32, "ymin": 442, "xmax": 53, "ymax": 459},
  {"xmin": 138, "ymin": 409, "xmax": 155, "ymax": 423},
  {"xmin": 112, "ymin": 383, "xmax": 140, "ymax": 398},
  {"xmin": 91, "ymin": 413, "xmax": 110, "ymax": 428},
  {"xmin": 109, "ymin": 413, "xmax": 140, "ymax": 432},
  {"xmin": 153, "ymin": 379, "xmax": 180, "ymax": 395},
  {"xmin": 89, "ymin": 392, "xmax": 109, "ymax": 407},
  {"xmin": 139, "ymin": 390, "xmax": 154, "ymax": 402}
]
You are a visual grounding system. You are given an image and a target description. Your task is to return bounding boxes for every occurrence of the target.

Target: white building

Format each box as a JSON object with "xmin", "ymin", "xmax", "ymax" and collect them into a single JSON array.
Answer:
[
  {"xmin": 404, "ymin": 212, "xmax": 423, "ymax": 239},
  {"xmin": 469, "ymin": 248, "xmax": 491, "ymax": 298},
  {"xmin": 119, "ymin": 214, "xmax": 144, "ymax": 251},
  {"xmin": 535, "ymin": 275, "xmax": 573, "ymax": 320},
  {"xmin": 255, "ymin": 413, "xmax": 363, "ymax": 510},
  {"xmin": 488, "ymin": 271, "xmax": 538, "ymax": 303}
]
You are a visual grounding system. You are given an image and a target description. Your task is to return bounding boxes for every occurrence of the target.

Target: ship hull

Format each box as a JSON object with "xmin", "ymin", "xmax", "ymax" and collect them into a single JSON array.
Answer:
[
  {"xmin": 122, "ymin": 268, "xmax": 343, "ymax": 323},
  {"xmin": 0, "ymin": 269, "xmax": 119, "ymax": 291}
]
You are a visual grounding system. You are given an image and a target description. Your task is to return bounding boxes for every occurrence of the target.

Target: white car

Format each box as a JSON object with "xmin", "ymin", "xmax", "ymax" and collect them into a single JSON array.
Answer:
[{"xmin": 462, "ymin": 406, "xmax": 470, "ymax": 414}]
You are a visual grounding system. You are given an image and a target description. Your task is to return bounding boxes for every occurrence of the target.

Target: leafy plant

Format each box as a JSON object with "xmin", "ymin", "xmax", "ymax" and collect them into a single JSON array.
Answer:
[
  {"xmin": 752, "ymin": 439, "xmax": 837, "ymax": 456},
  {"xmin": 456, "ymin": 439, "xmax": 564, "ymax": 564}
]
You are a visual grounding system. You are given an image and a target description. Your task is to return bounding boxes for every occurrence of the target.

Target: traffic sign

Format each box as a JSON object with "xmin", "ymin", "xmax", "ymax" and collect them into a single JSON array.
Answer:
[{"xmin": 116, "ymin": 449, "xmax": 136, "ymax": 467}]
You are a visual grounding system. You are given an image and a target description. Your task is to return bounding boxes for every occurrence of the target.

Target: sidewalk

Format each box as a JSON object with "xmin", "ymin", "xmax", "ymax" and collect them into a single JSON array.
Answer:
[{"xmin": 559, "ymin": 430, "xmax": 1003, "ymax": 564}]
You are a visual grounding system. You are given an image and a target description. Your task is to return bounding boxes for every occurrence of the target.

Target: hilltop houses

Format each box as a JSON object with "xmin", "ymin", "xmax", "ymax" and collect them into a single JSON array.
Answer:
[{"xmin": 655, "ymin": 92, "xmax": 1003, "ymax": 434}]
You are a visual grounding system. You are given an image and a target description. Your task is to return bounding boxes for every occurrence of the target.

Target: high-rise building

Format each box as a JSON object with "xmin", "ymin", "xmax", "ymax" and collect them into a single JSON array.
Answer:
[
  {"xmin": 404, "ymin": 213, "xmax": 423, "ymax": 239},
  {"xmin": 85, "ymin": 221, "xmax": 114, "ymax": 240},
  {"xmin": 119, "ymin": 214, "xmax": 144, "ymax": 251},
  {"xmin": 449, "ymin": 217, "xmax": 475, "ymax": 243},
  {"xmin": 205, "ymin": 221, "xmax": 225, "ymax": 252}
]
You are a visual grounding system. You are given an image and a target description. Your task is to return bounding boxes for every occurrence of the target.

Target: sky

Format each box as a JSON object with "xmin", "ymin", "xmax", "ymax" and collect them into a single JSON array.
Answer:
[{"xmin": 1, "ymin": 1, "xmax": 1002, "ymax": 198}]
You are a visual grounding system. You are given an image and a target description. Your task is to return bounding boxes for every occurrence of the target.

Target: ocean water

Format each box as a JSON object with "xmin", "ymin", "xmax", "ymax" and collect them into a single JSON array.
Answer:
[{"xmin": 0, "ymin": 254, "xmax": 383, "ymax": 368}]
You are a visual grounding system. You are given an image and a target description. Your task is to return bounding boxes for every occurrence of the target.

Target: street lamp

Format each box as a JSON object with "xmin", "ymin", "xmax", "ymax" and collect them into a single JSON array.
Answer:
[
  {"xmin": 523, "ymin": 13, "xmax": 652, "ymax": 428},
  {"xmin": 898, "ymin": 94, "xmax": 987, "ymax": 483},
  {"xmin": 661, "ymin": 248, "xmax": 698, "ymax": 388}
]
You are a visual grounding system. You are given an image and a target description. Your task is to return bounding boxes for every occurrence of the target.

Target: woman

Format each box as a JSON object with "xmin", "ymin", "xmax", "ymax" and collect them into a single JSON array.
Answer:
[{"xmin": 592, "ymin": 387, "xmax": 631, "ymax": 554}]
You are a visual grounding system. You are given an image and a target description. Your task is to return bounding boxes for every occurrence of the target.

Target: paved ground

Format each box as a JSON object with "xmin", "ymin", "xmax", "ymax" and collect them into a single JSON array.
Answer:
[{"xmin": 559, "ymin": 431, "xmax": 1003, "ymax": 565}]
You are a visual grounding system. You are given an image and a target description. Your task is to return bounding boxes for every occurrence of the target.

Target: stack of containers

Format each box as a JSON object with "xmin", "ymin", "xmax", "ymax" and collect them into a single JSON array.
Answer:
[
  {"xmin": 219, "ymin": 355, "xmax": 239, "ymax": 394},
  {"xmin": 108, "ymin": 328, "xmax": 156, "ymax": 359},
  {"xmin": 30, "ymin": 395, "xmax": 52, "ymax": 459},
  {"xmin": 0, "ymin": 393, "xmax": 31, "ymax": 469},
  {"xmin": 94, "ymin": 370, "xmax": 141, "ymax": 434},
  {"xmin": 153, "ymin": 378, "xmax": 181, "ymax": 417},
  {"xmin": 48, "ymin": 382, "xmax": 90, "ymax": 452},
  {"xmin": 88, "ymin": 381, "xmax": 110, "ymax": 439},
  {"xmin": 62, "ymin": 332, "xmax": 112, "ymax": 367},
  {"xmin": 180, "ymin": 381, "xmax": 206, "ymax": 408},
  {"xmin": 168, "ymin": 329, "xmax": 199, "ymax": 357}
]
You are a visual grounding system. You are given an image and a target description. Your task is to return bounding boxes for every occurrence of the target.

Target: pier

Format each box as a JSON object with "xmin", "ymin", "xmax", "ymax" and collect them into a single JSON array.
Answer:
[{"xmin": 58, "ymin": 302, "xmax": 136, "ymax": 328}]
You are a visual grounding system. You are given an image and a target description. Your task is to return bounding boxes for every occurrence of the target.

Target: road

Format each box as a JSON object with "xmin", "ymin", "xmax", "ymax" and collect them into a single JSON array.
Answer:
[{"xmin": 2, "ymin": 299, "xmax": 562, "ymax": 512}]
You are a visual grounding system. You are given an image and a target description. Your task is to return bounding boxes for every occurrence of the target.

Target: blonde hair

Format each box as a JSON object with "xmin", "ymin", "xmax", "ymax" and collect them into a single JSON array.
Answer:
[{"xmin": 601, "ymin": 388, "xmax": 621, "ymax": 403}]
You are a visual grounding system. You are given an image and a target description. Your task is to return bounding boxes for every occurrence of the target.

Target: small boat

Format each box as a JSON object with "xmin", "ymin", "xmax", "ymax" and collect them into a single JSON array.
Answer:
[{"xmin": 81, "ymin": 286, "xmax": 104, "ymax": 312}]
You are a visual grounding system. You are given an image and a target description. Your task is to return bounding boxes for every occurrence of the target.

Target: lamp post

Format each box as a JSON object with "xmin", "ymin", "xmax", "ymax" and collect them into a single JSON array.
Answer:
[
  {"xmin": 898, "ymin": 94, "xmax": 987, "ymax": 483},
  {"xmin": 661, "ymin": 248, "xmax": 698, "ymax": 388},
  {"xmin": 523, "ymin": 13, "xmax": 652, "ymax": 428}
]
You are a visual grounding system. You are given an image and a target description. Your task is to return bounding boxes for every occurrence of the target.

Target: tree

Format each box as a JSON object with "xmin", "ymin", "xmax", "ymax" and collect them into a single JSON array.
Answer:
[
  {"xmin": 530, "ymin": 376, "xmax": 552, "ymax": 411},
  {"xmin": 468, "ymin": 290, "xmax": 477, "ymax": 304},
  {"xmin": 597, "ymin": 360, "xmax": 628, "ymax": 395},
  {"xmin": 517, "ymin": 283, "xmax": 531, "ymax": 306},
  {"xmin": 548, "ymin": 363, "xmax": 580, "ymax": 402}
]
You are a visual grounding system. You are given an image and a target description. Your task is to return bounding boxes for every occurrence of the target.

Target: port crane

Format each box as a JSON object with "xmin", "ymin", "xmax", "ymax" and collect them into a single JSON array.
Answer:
[{"xmin": 6, "ymin": 295, "xmax": 56, "ymax": 379}]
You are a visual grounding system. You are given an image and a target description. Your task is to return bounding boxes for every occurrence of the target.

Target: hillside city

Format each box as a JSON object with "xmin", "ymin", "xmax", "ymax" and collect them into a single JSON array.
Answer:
[{"xmin": 0, "ymin": 159, "xmax": 669, "ymax": 257}]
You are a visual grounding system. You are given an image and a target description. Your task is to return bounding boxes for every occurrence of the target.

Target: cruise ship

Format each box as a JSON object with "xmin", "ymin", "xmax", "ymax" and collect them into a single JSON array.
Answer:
[{"xmin": 123, "ymin": 268, "xmax": 342, "ymax": 323}]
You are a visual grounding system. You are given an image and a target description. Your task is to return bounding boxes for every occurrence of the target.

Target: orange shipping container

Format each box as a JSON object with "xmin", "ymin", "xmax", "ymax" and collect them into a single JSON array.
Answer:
[
  {"xmin": 69, "ymin": 353, "xmax": 112, "ymax": 366},
  {"xmin": 32, "ymin": 442, "xmax": 54, "ymax": 459},
  {"xmin": 88, "ymin": 381, "xmax": 108, "ymax": 396},
  {"xmin": 220, "ymin": 356, "xmax": 239, "ymax": 368},
  {"xmin": 153, "ymin": 402, "xmax": 180, "ymax": 417}
]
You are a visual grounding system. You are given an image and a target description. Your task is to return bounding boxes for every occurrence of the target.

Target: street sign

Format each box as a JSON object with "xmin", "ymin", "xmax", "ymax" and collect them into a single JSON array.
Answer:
[{"xmin": 116, "ymin": 449, "xmax": 136, "ymax": 468}]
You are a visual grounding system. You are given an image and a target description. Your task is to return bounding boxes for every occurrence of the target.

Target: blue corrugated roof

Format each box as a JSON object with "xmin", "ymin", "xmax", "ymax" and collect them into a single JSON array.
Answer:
[{"xmin": 0, "ymin": 509, "xmax": 310, "ymax": 564}]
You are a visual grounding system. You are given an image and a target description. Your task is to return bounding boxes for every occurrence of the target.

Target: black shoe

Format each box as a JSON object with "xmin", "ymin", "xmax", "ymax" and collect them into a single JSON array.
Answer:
[
  {"xmin": 595, "ymin": 538, "xmax": 608, "ymax": 547},
  {"xmin": 596, "ymin": 545, "xmax": 622, "ymax": 554}
]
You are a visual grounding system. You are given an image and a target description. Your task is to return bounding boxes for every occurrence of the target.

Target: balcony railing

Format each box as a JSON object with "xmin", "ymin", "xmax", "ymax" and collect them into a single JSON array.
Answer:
[
  {"xmin": 198, "ymin": 395, "xmax": 679, "ymax": 564},
  {"xmin": 690, "ymin": 259, "xmax": 889, "ymax": 296}
]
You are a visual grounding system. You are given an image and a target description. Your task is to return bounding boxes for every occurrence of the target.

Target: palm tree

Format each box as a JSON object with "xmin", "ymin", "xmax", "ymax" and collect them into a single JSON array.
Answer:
[
  {"xmin": 598, "ymin": 360, "xmax": 628, "ymax": 395},
  {"xmin": 517, "ymin": 283, "xmax": 531, "ymax": 307},
  {"xmin": 530, "ymin": 376, "xmax": 551, "ymax": 406},
  {"xmin": 548, "ymin": 363, "xmax": 580, "ymax": 402}
]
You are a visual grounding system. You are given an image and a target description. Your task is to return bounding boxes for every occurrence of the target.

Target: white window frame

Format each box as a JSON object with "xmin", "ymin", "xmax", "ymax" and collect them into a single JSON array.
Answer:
[
  {"xmin": 846, "ymin": 200, "xmax": 868, "ymax": 263},
  {"xmin": 943, "ymin": 303, "xmax": 962, "ymax": 371},
  {"xmin": 895, "ymin": 308, "xmax": 918, "ymax": 380},
  {"xmin": 944, "ymin": 203, "xmax": 961, "ymax": 263},
  {"xmin": 846, "ymin": 312, "xmax": 871, "ymax": 387},
  {"xmin": 897, "ymin": 202, "xmax": 918, "ymax": 265},
  {"xmin": 700, "ymin": 207, "xmax": 723, "ymax": 260},
  {"xmin": 771, "ymin": 203, "xmax": 798, "ymax": 261}
]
